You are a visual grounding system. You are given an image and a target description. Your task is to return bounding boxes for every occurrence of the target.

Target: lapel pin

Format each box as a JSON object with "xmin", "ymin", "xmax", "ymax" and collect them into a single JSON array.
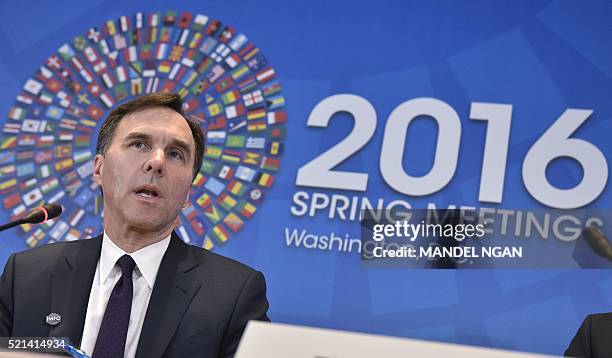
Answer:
[{"xmin": 45, "ymin": 312, "xmax": 61, "ymax": 326}]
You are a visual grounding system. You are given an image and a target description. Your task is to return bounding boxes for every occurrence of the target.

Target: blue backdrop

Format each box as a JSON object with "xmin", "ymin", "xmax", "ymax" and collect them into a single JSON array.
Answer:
[{"xmin": 0, "ymin": 0, "xmax": 611, "ymax": 355}]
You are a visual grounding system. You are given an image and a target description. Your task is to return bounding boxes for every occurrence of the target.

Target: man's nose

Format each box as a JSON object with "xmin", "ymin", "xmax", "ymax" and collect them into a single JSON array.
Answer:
[{"xmin": 144, "ymin": 148, "xmax": 165, "ymax": 176}]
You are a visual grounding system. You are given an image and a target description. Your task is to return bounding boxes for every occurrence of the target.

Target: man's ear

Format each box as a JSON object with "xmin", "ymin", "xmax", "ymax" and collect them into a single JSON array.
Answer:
[{"xmin": 93, "ymin": 154, "xmax": 104, "ymax": 186}]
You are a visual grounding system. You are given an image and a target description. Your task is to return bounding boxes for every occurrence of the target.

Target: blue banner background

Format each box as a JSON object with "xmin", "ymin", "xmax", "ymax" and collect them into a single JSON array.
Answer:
[{"xmin": 0, "ymin": 0, "xmax": 611, "ymax": 355}]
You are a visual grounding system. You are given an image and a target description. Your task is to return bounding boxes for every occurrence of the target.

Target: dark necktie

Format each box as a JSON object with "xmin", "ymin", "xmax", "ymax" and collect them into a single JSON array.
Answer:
[{"xmin": 92, "ymin": 254, "xmax": 136, "ymax": 358}]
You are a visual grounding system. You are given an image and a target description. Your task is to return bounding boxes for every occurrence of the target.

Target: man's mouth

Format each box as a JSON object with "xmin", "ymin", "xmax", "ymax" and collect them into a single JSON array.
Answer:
[
  {"xmin": 136, "ymin": 189, "xmax": 158, "ymax": 198},
  {"xmin": 134, "ymin": 185, "xmax": 161, "ymax": 199}
]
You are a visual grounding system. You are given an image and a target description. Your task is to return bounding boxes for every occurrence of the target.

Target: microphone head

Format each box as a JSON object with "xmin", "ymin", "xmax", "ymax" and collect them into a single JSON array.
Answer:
[
  {"xmin": 23, "ymin": 203, "xmax": 63, "ymax": 224},
  {"xmin": 44, "ymin": 203, "xmax": 62, "ymax": 219}
]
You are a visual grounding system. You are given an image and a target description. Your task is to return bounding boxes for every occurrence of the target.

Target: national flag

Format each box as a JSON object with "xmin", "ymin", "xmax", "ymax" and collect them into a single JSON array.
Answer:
[
  {"xmin": 256, "ymin": 68, "xmax": 275, "ymax": 83},
  {"xmin": 40, "ymin": 178, "xmax": 59, "ymax": 194},
  {"xmin": 0, "ymin": 178, "xmax": 17, "ymax": 194},
  {"xmin": 217, "ymin": 193, "xmax": 237, "ymax": 211},
  {"xmin": 217, "ymin": 165, "xmax": 234, "ymax": 180},
  {"xmin": 189, "ymin": 33, "xmax": 203, "ymax": 49},
  {"xmin": 215, "ymin": 77, "xmax": 234, "ymax": 93},
  {"xmin": 225, "ymin": 104, "xmax": 245, "ymax": 119},
  {"xmin": 0, "ymin": 164, "xmax": 15, "ymax": 178},
  {"xmin": 87, "ymin": 105, "xmax": 104, "ymax": 120},
  {"xmin": 0, "ymin": 151, "xmax": 14, "ymax": 165},
  {"xmin": 221, "ymin": 149, "xmax": 241, "ymax": 164},
  {"xmin": 3, "ymin": 123, "xmax": 20, "ymax": 134},
  {"xmin": 55, "ymin": 158, "xmax": 73, "ymax": 172},
  {"xmin": 262, "ymin": 82, "xmax": 282, "ymax": 97},
  {"xmin": 204, "ymin": 145, "xmax": 222, "ymax": 159},
  {"xmin": 206, "ymin": 131, "xmax": 226, "ymax": 144},
  {"xmin": 1, "ymin": 137, "xmax": 17, "ymax": 149},
  {"xmin": 203, "ymin": 205, "xmax": 221, "ymax": 224},
  {"xmin": 77, "ymin": 161, "xmax": 93, "ymax": 178},
  {"xmin": 24, "ymin": 79, "xmax": 43, "ymax": 95},
  {"xmin": 267, "ymin": 95, "xmax": 285, "ymax": 110},
  {"xmin": 23, "ymin": 188, "xmax": 43, "ymax": 206},
  {"xmin": 228, "ymin": 119, "xmax": 246, "ymax": 132},
  {"xmin": 193, "ymin": 172, "xmax": 205, "ymax": 187},
  {"xmin": 45, "ymin": 105, "xmax": 64, "ymax": 120},
  {"xmin": 59, "ymin": 118, "xmax": 77, "ymax": 130},
  {"xmin": 36, "ymin": 164, "xmax": 51, "ymax": 178},
  {"xmin": 237, "ymin": 76, "xmax": 257, "ymax": 93},
  {"xmin": 267, "ymin": 110, "xmax": 287, "ymax": 125},
  {"xmin": 261, "ymin": 157, "xmax": 280, "ymax": 171},
  {"xmin": 221, "ymin": 89, "xmax": 239, "ymax": 105},
  {"xmin": 203, "ymin": 237, "xmax": 214, "ymax": 250},
  {"xmin": 182, "ymin": 202, "xmax": 198, "ymax": 221},
  {"xmin": 49, "ymin": 221, "xmax": 69, "ymax": 240},
  {"xmin": 16, "ymin": 162, "xmax": 35, "ymax": 178},
  {"xmin": 8, "ymin": 106, "xmax": 25, "ymax": 120},
  {"xmin": 228, "ymin": 180, "xmax": 246, "ymax": 196},
  {"xmin": 231, "ymin": 64, "xmax": 249, "ymax": 81},
  {"xmin": 243, "ymin": 90, "xmax": 263, "ymax": 107},
  {"xmin": 245, "ymin": 136, "xmax": 265, "ymax": 149},
  {"xmin": 204, "ymin": 177, "xmax": 224, "ymax": 195},
  {"xmin": 34, "ymin": 149, "xmax": 53, "ymax": 164},
  {"xmin": 17, "ymin": 134, "xmax": 36, "ymax": 146},
  {"xmin": 75, "ymin": 135, "xmax": 91, "ymax": 147},
  {"xmin": 58, "ymin": 43, "xmax": 76, "ymax": 60},
  {"xmin": 189, "ymin": 217, "xmax": 206, "ymax": 236},
  {"xmin": 206, "ymin": 102, "xmax": 222, "ymax": 117},
  {"xmin": 242, "ymin": 152, "xmax": 260, "ymax": 165},
  {"xmin": 223, "ymin": 212, "xmax": 244, "ymax": 232},
  {"xmin": 210, "ymin": 224, "xmax": 229, "ymax": 243},
  {"xmin": 229, "ymin": 33, "xmax": 248, "ymax": 51},
  {"xmin": 256, "ymin": 172, "xmax": 275, "ymax": 187},
  {"xmin": 73, "ymin": 150, "xmax": 92, "ymax": 163},
  {"xmin": 226, "ymin": 135, "xmax": 245, "ymax": 148},
  {"xmin": 19, "ymin": 178, "xmax": 37, "ymax": 191},
  {"xmin": 235, "ymin": 165, "xmax": 255, "ymax": 182},
  {"xmin": 269, "ymin": 127, "xmax": 286, "ymax": 139},
  {"xmin": 200, "ymin": 160, "xmax": 217, "ymax": 174},
  {"xmin": 237, "ymin": 200, "xmax": 256, "ymax": 218},
  {"xmin": 247, "ymin": 107, "xmax": 266, "ymax": 121},
  {"xmin": 65, "ymin": 229, "xmax": 81, "ymax": 241},
  {"xmin": 192, "ymin": 14, "xmax": 208, "ymax": 30},
  {"xmin": 247, "ymin": 120, "xmax": 266, "ymax": 132},
  {"xmin": 16, "ymin": 150, "xmax": 33, "ymax": 161},
  {"xmin": 3, "ymin": 192, "xmax": 20, "ymax": 209},
  {"xmin": 54, "ymin": 144, "xmax": 72, "ymax": 158},
  {"xmin": 266, "ymin": 141, "xmax": 284, "ymax": 156},
  {"xmin": 196, "ymin": 193, "xmax": 211, "ymax": 208},
  {"xmin": 207, "ymin": 64, "xmax": 225, "ymax": 83},
  {"xmin": 178, "ymin": 29, "xmax": 190, "ymax": 46}
]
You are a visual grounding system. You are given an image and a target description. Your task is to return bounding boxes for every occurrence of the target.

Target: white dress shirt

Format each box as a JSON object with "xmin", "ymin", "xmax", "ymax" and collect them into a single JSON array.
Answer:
[{"xmin": 80, "ymin": 233, "xmax": 171, "ymax": 358}]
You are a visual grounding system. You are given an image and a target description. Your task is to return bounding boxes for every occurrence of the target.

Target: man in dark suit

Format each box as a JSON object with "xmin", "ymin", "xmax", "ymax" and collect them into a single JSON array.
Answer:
[
  {"xmin": 565, "ymin": 313, "xmax": 612, "ymax": 358},
  {"xmin": 0, "ymin": 93, "xmax": 269, "ymax": 357}
]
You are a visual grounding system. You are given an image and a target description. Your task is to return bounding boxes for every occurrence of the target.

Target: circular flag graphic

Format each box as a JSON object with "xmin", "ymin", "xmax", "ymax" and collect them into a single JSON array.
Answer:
[{"xmin": 0, "ymin": 11, "xmax": 286, "ymax": 249}]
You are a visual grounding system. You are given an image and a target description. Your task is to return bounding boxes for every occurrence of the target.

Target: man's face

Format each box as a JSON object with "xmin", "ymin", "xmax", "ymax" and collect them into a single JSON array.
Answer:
[{"xmin": 93, "ymin": 106, "xmax": 195, "ymax": 233}]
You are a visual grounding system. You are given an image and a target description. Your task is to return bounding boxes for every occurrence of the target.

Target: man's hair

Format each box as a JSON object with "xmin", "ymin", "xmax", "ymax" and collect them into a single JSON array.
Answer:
[{"xmin": 95, "ymin": 93, "xmax": 204, "ymax": 179}]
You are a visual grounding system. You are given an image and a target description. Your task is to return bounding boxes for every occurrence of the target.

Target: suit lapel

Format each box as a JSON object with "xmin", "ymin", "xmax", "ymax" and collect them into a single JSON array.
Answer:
[
  {"xmin": 49, "ymin": 235, "xmax": 102, "ymax": 346},
  {"xmin": 135, "ymin": 232, "xmax": 201, "ymax": 358}
]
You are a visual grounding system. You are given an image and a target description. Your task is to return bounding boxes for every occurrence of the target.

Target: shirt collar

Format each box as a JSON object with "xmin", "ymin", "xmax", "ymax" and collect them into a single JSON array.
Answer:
[{"xmin": 100, "ymin": 232, "xmax": 171, "ymax": 290}]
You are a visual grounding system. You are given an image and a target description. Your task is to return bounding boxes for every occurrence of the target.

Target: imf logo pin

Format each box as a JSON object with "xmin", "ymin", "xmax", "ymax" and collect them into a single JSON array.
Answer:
[{"xmin": 45, "ymin": 312, "xmax": 61, "ymax": 326}]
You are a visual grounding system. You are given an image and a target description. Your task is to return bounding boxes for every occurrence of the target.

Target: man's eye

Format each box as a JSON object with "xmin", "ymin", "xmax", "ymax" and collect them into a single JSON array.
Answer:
[
  {"xmin": 168, "ymin": 150, "xmax": 184, "ymax": 161},
  {"xmin": 131, "ymin": 141, "xmax": 148, "ymax": 150}
]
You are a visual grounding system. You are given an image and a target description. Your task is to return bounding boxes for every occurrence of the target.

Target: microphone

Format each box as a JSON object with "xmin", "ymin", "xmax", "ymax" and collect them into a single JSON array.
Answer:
[
  {"xmin": 583, "ymin": 225, "xmax": 612, "ymax": 261},
  {"xmin": 0, "ymin": 203, "xmax": 62, "ymax": 232}
]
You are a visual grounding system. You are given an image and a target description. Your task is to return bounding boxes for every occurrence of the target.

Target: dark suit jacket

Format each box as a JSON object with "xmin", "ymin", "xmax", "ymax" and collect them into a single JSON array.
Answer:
[
  {"xmin": 0, "ymin": 232, "xmax": 270, "ymax": 357},
  {"xmin": 565, "ymin": 313, "xmax": 612, "ymax": 358}
]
